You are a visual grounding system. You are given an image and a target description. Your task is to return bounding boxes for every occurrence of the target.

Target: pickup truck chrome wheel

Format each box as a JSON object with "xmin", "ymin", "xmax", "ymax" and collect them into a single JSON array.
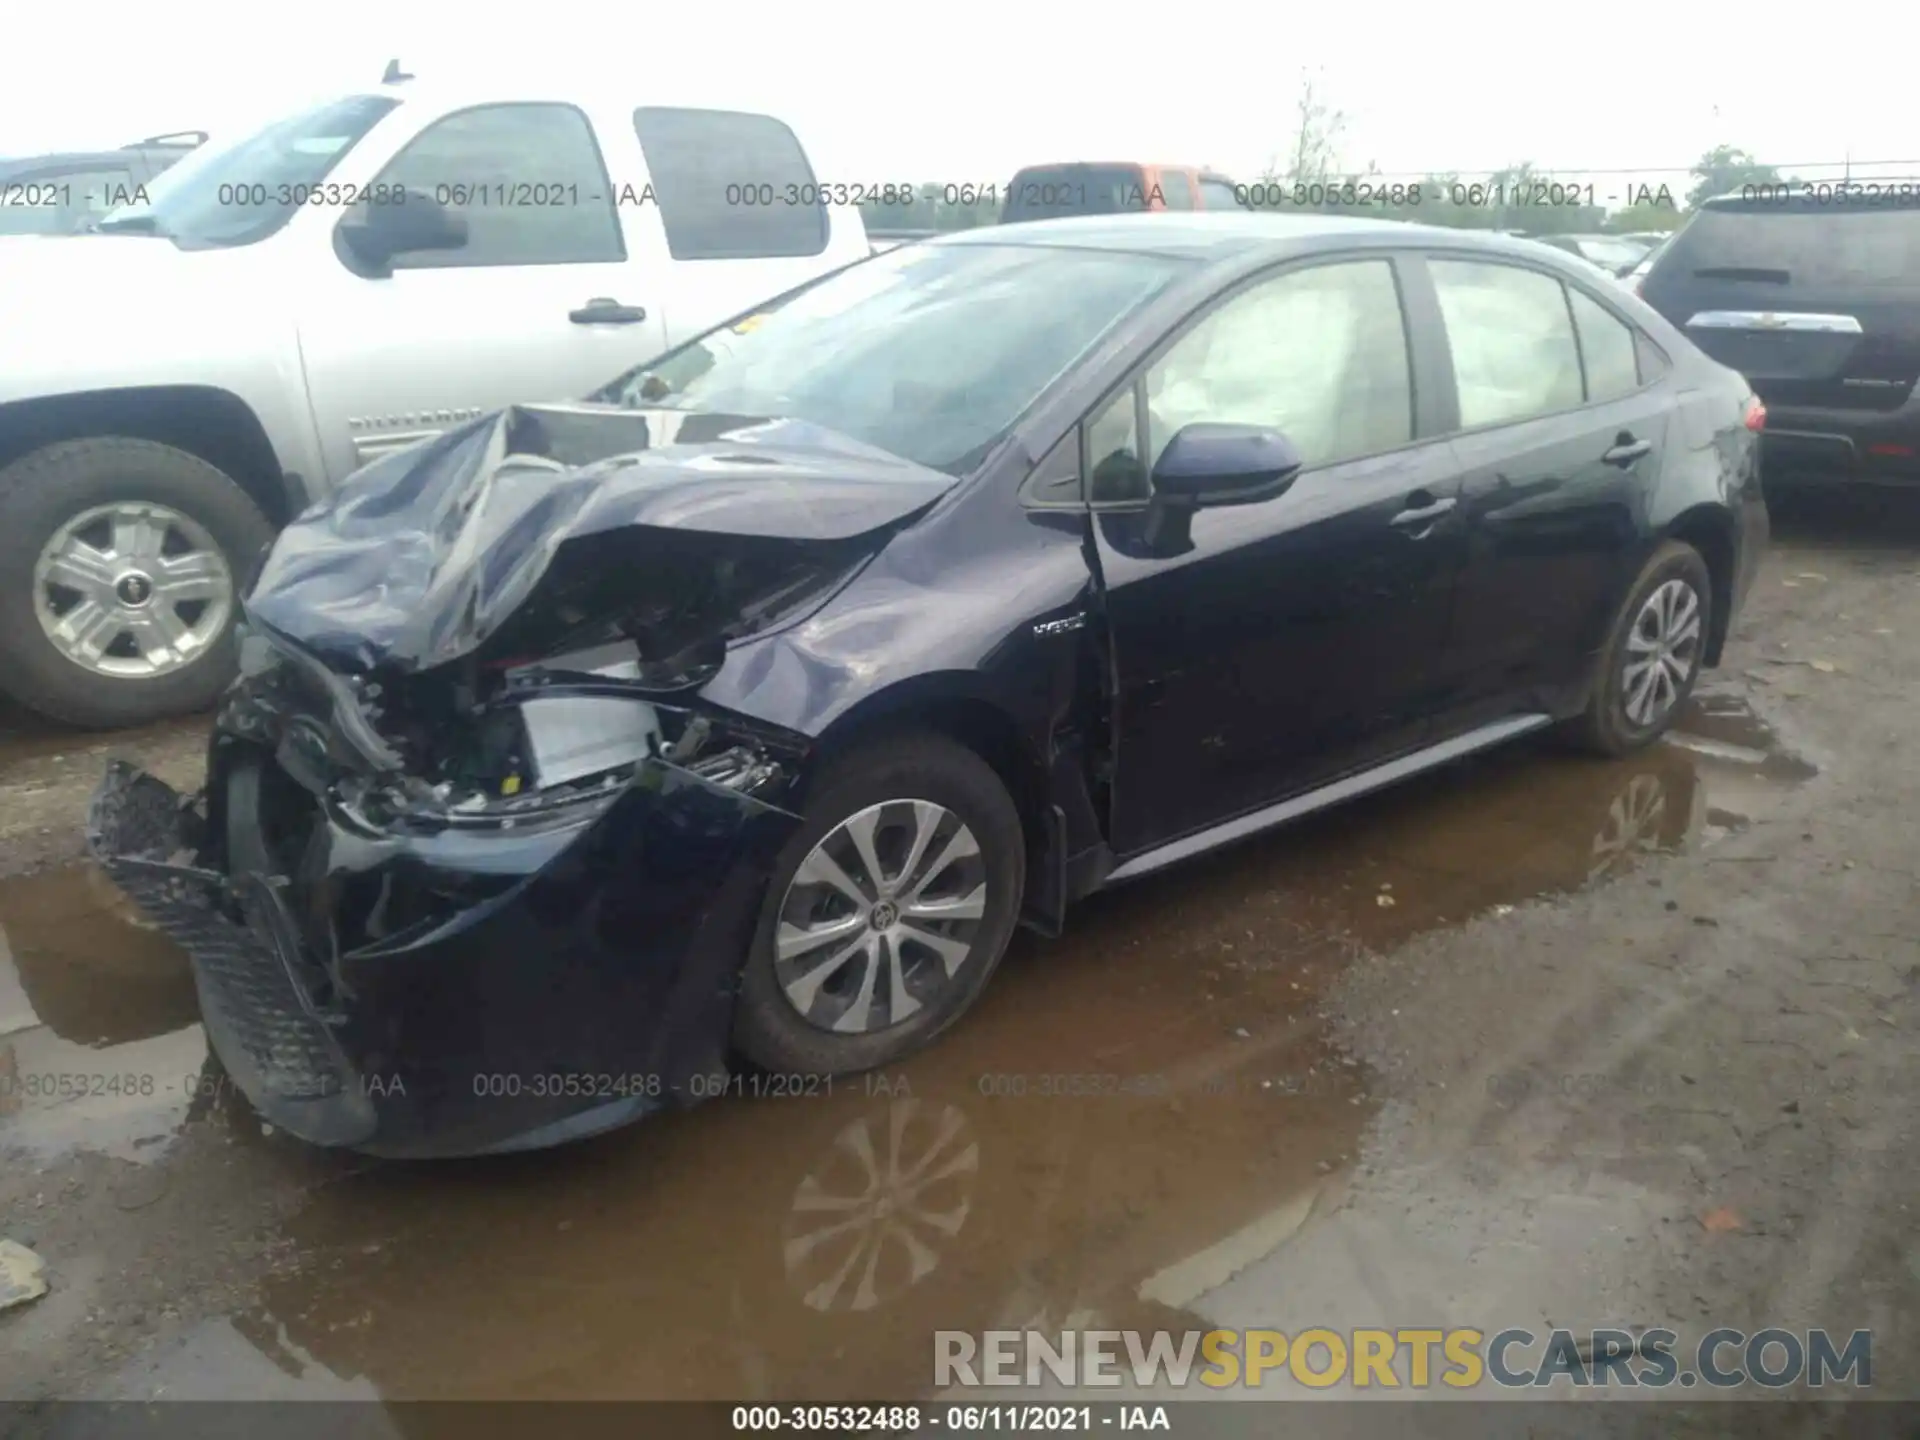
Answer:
[
  {"xmin": 775, "ymin": 799, "xmax": 989, "ymax": 1035},
  {"xmin": 1621, "ymin": 577, "xmax": 1702, "ymax": 727},
  {"xmin": 32, "ymin": 500, "xmax": 235, "ymax": 680}
]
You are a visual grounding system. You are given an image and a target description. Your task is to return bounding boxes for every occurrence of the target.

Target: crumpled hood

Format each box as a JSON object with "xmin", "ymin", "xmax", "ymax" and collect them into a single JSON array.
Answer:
[{"xmin": 245, "ymin": 403, "xmax": 958, "ymax": 673}]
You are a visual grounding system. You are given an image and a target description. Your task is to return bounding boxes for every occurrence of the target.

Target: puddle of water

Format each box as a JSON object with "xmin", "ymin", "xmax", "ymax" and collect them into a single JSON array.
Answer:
[
  {"xmin": 0, "ymin": 863, "xmax": 210, "ymax": 1163},
  {"xmin": 13, "ymin": 690, "xmax": 1814, "ymax": 1401}
]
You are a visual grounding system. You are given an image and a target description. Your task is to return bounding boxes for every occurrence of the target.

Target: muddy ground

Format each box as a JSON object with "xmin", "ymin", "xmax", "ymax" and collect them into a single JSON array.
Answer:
[{"xmin": 0, "ymin": 490, "xmax": 1917, "ymax": 1423}]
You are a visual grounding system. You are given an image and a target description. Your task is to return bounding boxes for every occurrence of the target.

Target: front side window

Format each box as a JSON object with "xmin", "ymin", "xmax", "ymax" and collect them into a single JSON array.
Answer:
[
  {"xmin": 634, "ymin": 107, "xmax": 826, "ymax": 260},
  {"xmin": 93, "ymin": 94, "xmax": 398, "ymax": 249},
  {"xmin": 373, "ymin": 104, "xmax": 623, "ymax": 268},
  {"xmin": 611, "ymin": 242, "xmax": 1185, "ymax": 475},
  {"xmin": 1568, "ymin": 285, "xmax": 1641, "ymax": 403},
  {"xmin": 1086, "ymin": 259, "xmax": 1412, "ymax": 503},
  {"xmin": 1431, "ymin": 259, "xmax": 1583, "ymax": 427}
]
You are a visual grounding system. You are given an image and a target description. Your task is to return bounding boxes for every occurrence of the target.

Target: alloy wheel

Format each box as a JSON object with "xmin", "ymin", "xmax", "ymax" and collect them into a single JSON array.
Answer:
[
  {"xmin": 31, "ymin": 501, "xmax": 234, "ymax": 679},
  {"xmin": 774, "ymin": 799, "xmax": 989, "ymax": 1034},
  {"xmin": 1621, "ymin": 578, "xmax": 1702, "ymax": 727}
]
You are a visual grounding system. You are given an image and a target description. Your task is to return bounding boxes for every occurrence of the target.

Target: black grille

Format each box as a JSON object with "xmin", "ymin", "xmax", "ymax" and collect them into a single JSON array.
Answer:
[{"xmin": 87, "ymin": 762, "xmax": 373, "ymax": 1141}]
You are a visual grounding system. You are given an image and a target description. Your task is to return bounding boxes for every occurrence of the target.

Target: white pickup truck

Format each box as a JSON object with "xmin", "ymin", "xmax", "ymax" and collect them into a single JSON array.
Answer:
[{"xmin": 0, "ymin": 77, "xmax": 871, "ymax": 728}]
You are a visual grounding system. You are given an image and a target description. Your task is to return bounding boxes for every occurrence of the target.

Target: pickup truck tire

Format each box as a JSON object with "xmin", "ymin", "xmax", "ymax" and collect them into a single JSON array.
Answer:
[{"xmin": 0, "ymin": 438, "xmax": 274, "ymax": 730}]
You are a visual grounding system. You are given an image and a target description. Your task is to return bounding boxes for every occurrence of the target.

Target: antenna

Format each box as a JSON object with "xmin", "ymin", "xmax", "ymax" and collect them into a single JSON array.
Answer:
[{"xmin": 382, "ymin": 58, "xmax": 414, "ymax": 84}]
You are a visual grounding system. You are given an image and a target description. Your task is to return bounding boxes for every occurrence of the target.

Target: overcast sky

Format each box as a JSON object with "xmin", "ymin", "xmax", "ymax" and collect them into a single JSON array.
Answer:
[{"xmin": 7, "ymin": 1, "xmax": 1915, "ymax": 198}]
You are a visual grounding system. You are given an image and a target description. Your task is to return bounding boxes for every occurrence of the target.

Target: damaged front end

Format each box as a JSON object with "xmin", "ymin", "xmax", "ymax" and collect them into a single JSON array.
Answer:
[
  {"xmin": 88, "ymin": 403, "xmax": 953, "ymax": 1156},
  {"xmin": 90, "ymin": 630, "xmax": 807, "ymax": 1156}
]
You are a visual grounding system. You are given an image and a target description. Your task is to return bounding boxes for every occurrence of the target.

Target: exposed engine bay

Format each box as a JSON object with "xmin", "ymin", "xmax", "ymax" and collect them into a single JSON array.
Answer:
[{"xmin": 228, "ymin": 622, "xmax": 803, "ymax": 839}]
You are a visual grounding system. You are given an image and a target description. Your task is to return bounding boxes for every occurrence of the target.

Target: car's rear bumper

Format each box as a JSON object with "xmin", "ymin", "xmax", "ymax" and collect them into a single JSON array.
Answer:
[
  {"xmin": 86, "ymin": 751, "xmax": 799, "ymax": 1158},
  {"xmin": 1762, "ymin": 397, "xmax": 1920, "ymax": 482}
]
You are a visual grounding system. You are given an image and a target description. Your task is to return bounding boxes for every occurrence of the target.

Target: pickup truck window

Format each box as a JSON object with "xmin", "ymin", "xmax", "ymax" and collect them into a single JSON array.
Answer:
[
  {"xmin": 632, "ymin": 107, "xmax": 827, "ymax": 261},
  {"xmin": 1198, "ymin": 178, "xmax": 1241, "ymax": 210},
  {"xmin": 93, "ymin": 94, "xmax": 397, "ymax": 248},
  {"xmin": 614, "ymin": 241, "xmax": 1183, "ymax": 474},
  {"xmin": 0, "ymin": 166, "xmax": 133, "ymax": 236},
  {"xmin": 372, "ymin": 103, "xmax": 624, "ymax": 268}
]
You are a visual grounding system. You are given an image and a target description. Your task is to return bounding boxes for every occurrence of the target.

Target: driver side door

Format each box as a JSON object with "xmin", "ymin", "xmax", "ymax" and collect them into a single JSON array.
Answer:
[{"xmin": 1088, "ymin": 256, "xmax": 1470, "ymax": 856}]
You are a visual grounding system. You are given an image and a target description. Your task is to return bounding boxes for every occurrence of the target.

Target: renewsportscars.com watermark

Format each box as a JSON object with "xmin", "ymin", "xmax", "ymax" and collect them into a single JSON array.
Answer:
[{"xmin": 936, "ymin": 1327, "xmax": 1872, "ymax": 1391}]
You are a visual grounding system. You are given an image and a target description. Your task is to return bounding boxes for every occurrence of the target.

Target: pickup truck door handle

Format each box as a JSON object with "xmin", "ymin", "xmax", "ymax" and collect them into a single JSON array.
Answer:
[
  {"xmin": 1602, "ymin": 435, "xmax": 1653, "ymax": 467},
  {"xmin": 1390, "ymin": 493, "xmax": 1458, "ymax": 532},
  {"xmin": 569, "ymin": 298, "xmax": 648, "ymax": 325}
]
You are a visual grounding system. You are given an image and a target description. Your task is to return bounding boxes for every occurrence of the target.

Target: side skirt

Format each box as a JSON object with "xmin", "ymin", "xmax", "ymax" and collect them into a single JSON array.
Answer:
[{"xmin": 1103, "ymin": 713, "xmax": 1555, "ymax": 886}]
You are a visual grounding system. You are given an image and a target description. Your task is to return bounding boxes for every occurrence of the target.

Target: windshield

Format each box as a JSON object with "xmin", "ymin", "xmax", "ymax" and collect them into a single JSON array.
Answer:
[
  {"xmin": 94, "ymin": 94, "xmax": 398, "ymax": 249},
  {"xmin": 609, "ymin": 242, "xmax": 1188, "ymax": 474}
]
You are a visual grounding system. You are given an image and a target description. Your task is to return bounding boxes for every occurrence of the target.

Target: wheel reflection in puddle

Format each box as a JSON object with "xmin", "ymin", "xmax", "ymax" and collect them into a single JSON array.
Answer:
[{"xmin": 782, "ymin": 1098, "xmax": 979, "ymax": 1313}]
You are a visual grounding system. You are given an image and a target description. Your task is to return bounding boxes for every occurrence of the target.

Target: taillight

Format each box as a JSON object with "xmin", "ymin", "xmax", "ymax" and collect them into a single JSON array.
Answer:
[{"xmin": 1743, "ymin": 397, "xmax": 1766, "ymax": 432}]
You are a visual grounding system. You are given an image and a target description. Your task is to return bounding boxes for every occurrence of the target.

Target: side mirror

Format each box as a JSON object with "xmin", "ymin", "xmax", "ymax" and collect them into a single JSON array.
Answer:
[
  {"xmin": 337, "ymin": 190, "xmax": 468, "ymax": 270},
  {"xmin": 1140, "ymin": 423, "xmax": 1303, "ymax": 553},
  {"xmin": 1151, "ymin": 423, "xmax": 1303, "ymax": 505}
]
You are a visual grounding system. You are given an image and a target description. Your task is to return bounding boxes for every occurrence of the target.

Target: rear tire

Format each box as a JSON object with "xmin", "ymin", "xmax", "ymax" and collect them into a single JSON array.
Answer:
[
  {"xmin": 1564, "ymin": 539, "xmax": 1712, "ymax": 757},
  {"xmin": 733, "ymin": 733, "xmax": 1026, "ymax": 1076},
  {"xmin": 0, "ymin": 438, "xmax": 274, "ymax": 730}
]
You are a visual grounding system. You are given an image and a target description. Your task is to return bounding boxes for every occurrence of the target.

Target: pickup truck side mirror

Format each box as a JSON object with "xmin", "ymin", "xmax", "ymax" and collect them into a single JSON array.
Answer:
[{"xmin": 337, "ymin": 189, "xmax": 468, "ymax": 271}]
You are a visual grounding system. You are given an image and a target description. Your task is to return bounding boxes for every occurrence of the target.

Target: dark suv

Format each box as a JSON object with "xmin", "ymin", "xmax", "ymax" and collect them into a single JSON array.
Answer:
[
  {"xmin": 0, "ymin": 132, "xmax": 205, "ymax": 237},
  {"xmin": 1637, "ymin": 190, "xmax": 1920, "ymax": 485}
]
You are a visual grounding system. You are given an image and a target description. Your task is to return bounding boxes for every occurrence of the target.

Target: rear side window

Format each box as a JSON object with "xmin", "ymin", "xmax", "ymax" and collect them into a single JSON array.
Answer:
[
  {"xmin": 1660, "ymin": 207, "xmax": 1920, "ymax": 294},
  {"xmin": 375, "ymin": 104, "xmax": 624, "ymax": 268},
  {"xmin": 1005, "ymin": 165, "xmax": 1151, "ymax": 222},
  {"xmin": 1567, "ymin": 286, "xmax": 1641, "ymax": 402},
  {"xmin": 1198, "ymin": 178, "xmax": 1240, "ymax": 210},
  {"xmin": 633, "ymin": 107, "xmax": 826, "ymax": 260},
  {"xmin": 1160, "ymin": 171, "xmax": 1195, "ymax": 210},
  {"xmin": 1430, "ymin": 260, "xmax": 1583, "ymax": 427}
]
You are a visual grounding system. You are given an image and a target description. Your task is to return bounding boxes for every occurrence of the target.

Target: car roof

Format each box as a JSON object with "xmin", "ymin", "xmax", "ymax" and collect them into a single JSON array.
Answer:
[{"xmin": 932, "ymin": 211, "xmax": 1593, "ymax": 264}]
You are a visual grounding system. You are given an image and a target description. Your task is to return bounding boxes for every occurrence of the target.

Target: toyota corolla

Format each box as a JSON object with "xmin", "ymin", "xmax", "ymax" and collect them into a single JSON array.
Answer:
[{"xmin": 89, "ymin": 213, "xmax": 1768, "ymax": 1157}]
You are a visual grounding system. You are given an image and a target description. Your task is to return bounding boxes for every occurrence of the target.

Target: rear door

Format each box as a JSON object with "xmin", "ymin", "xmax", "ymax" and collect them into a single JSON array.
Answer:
[
  {"xmin": 296, "ymin": 100, "xmax": 670, "ymax": 479},
  {"xmin": 1640, "ymin": 198, "xmax": 1920, "ymax": 433},
  {"xmin": 1419, "ymin": 255, "xmax": 1668, "ymax": 729}
]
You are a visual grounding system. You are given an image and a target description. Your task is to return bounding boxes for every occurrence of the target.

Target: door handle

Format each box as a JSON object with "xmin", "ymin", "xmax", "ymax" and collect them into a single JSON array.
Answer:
[
  {"xmin": 1603, "ymin": 436, "xmax": 1653, "ymax": 467},
  {"xmin": 1391, "ymin": 494, "xmax": 1457, "ymax": 530},
  {"xmin": 569, "ymin": 298, "xmax": 648, "ymax": 325}
]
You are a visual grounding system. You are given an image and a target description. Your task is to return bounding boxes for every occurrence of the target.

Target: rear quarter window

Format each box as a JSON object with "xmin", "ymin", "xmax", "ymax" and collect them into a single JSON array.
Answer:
[{"xmin": 632, "ymin": 107, "xmax": 827, "ymax": 260}]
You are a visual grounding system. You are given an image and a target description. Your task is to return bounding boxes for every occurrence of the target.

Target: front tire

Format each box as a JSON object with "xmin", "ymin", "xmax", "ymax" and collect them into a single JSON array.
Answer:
[
  {"xmin": 0, "ymin": 438, "xmax": 274, "ymax": 729},
  {"xmin": 733, "ymin": 733, "xmax": 1026, "ymax": 1076},
  {"xmin": 1565, "ymin": 539, "xmax": 1712, "ymax": 757}
]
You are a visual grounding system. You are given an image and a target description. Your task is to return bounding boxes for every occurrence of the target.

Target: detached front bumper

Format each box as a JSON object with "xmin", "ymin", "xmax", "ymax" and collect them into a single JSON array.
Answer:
[{"xmin": 87, "ymin": 750, "xmax": 800, "ymax": 1158}]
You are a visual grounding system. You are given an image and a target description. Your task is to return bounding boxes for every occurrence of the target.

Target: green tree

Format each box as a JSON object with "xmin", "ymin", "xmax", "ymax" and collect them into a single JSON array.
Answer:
[
  {"xmin": 1686, "ymin": 145, "xmax": 1781, "ymax": 208},
  {"xmin": 1274, "ymin": 68, "xmax": 1348, "ymax": 185}
]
